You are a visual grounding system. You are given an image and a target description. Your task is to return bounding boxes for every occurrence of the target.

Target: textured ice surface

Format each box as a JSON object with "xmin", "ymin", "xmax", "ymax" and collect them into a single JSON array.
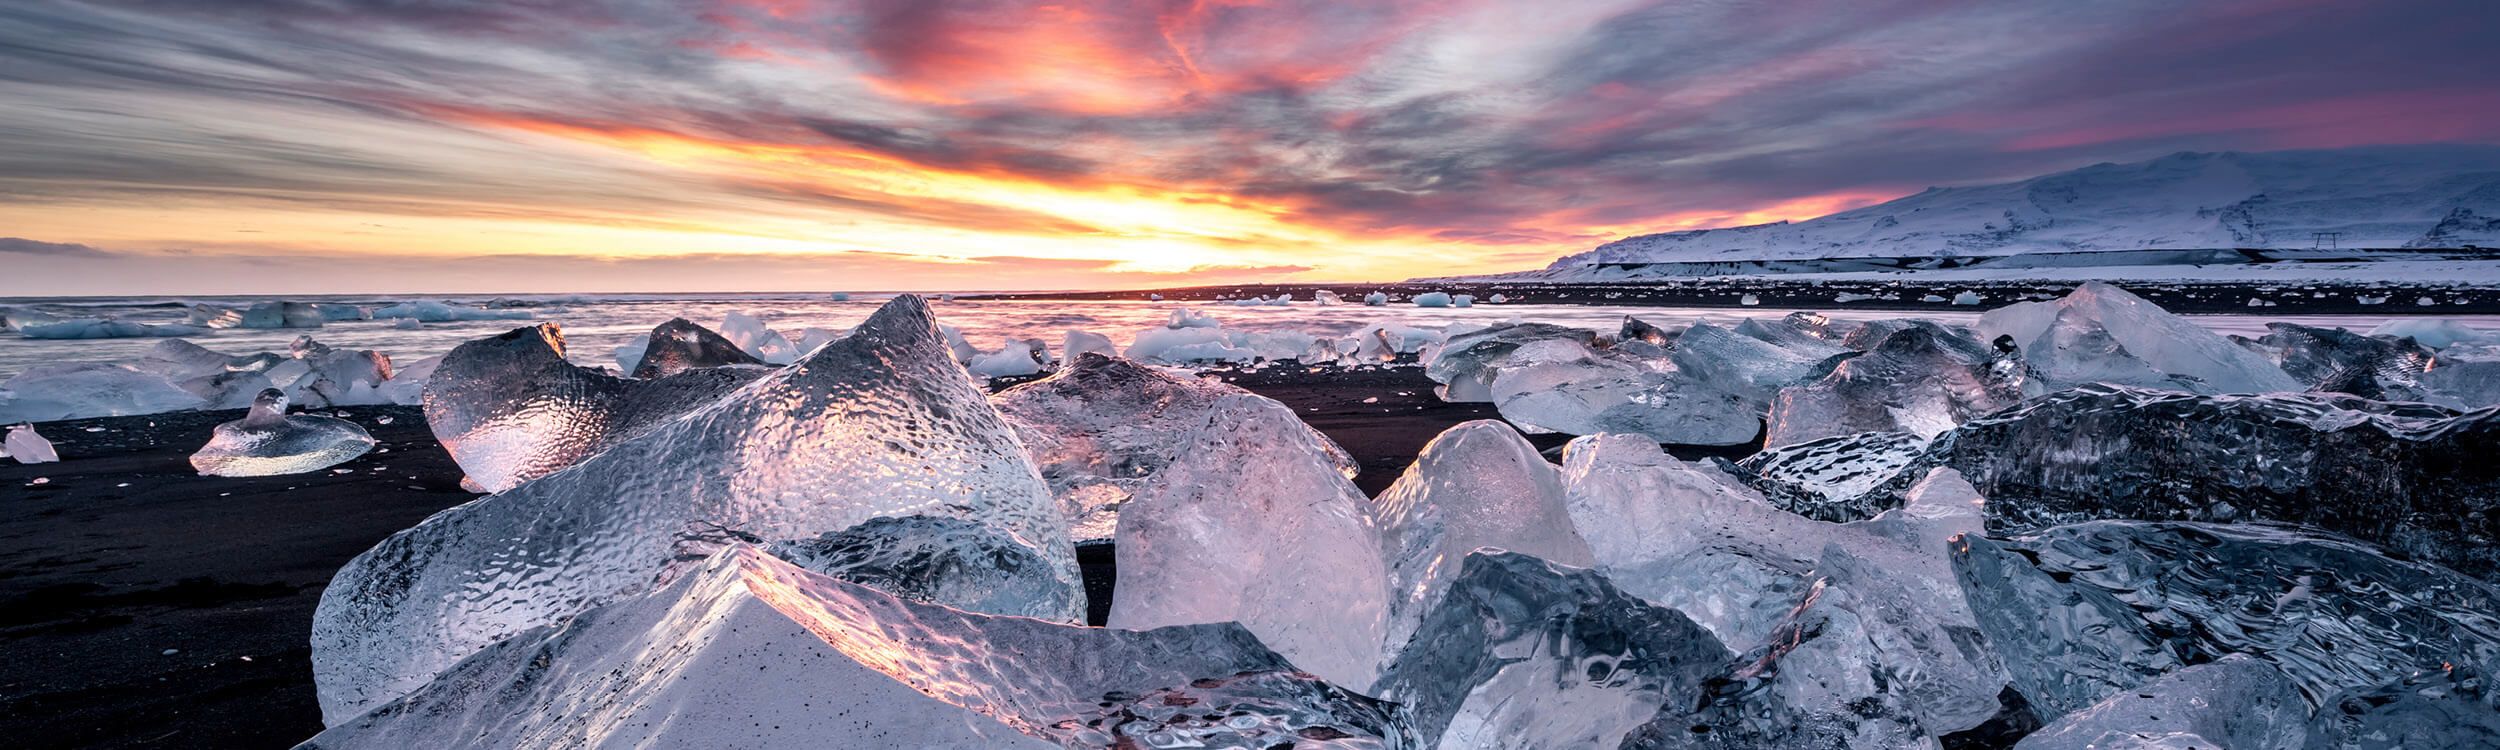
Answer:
[
  {"xmin": 1729, "ymin": 431, "xmax": 1929, "ymax": 522},
  {"xmin": 1489, "ymin": 341, "xmax": 1762, "ymax": 445},
  {"xmin": 1372, "ymin": 421, "xmax": 1594, "ymax": 653},
  {"xmin": 1110, "ymin": 393, "xmax": 1392, "ymax": 688},
  {"xmin": 16, "ymin": 317, "xmax": 209, "ymax": 339},
  {"xmin": 130, "ymin": 339, "xmax": 283, "ymax": 409},
  {"xmin": 1929, "ymin": 384, "xmax": 2500, "ymax": 580},
  {"xmin": 2369, "ymin": 318, "xmax": 2492, "ymax": 348},
  {"xmin": 1619, "ymin": 578, "xmax": 1940, "ymax": 750},
  {"xmin": 1422, "ymin": 322, "xmax": 1600, "ymax": 402},
  {"xmin": 1953, "ymin": 520, "xmax": 2500, "ymax": 717},
  {"xmin": 241, "ymin": 301, "xmax": 325, "ymax": 329},
  {"xmin": 1668, "ymin": 321, "xmax": 1853, "ymax": 402},
  {"xmin": 1062, "ymin": 329, "xmax": 1115, "ymax": 360},
  {"xmin": 720, "ymin": 311, "xmax": 799, "ymax": 364},
  {"xmin": 284, "ymin": 337, "xmax": 394, "ymax": 408},
  {"xmin": 2304, "ymin": 661, "xmax": 2500, "ymax": 750},
  {"xmin": 994, "ymin": 354, "xmax": 1356, "ymax": 541},
  {"xmin": 314, "ymin": 295, "xmax": 1082, "ymax": 722},
  {"xmin": 2235, "ymin": 322, "xmax": 2431, "ymax": 400},
  {"xmin": 309, "ymin": 547, "xmax": 1405, "ymax": 749},
  {"xmin": 763, "ymin": 515, "xmax": 1069, "ymax": 620},
  {"xmin": 1978, "ymin": 282, "xmax": 2301, "ymax": 393},
  {"xmin": 5, "ymin": 424, "xmax": 58, "ymax": 464},
  {"xmin": 376, "ymin": 355, "xmax": 438, "ymax": 407},
  {"xmin": 968, "ymin": 339, "xmax": 1047, "ymax": 378},
  {"xmin": 1372, "ymin": 552, "xmax": 1728, "ymax": 749},
  {"xmin": 628, "ymin": 318, "xmax": 762, "ymax": 378},
  {"xmin": 0, "ymin": 363, "xmax": 205, "ymax": 423},
  {"xmin": 1562, "ymin": 436, "xmax": 2007, "ymax": 734},
  {"xmin": 189, "ymin": 389, "xmax": 374, "ymax": 477},
  {"xmin": 2012, "ymin": 654, "xmax": 2307, "ymax": 750},
  {"xmin": 1765, "ymin": 323, "xmax": 2036, "ymax": 447},
  {"xmin": 423, "ymin": 323, "xmax": 764, "ymax": 492}
]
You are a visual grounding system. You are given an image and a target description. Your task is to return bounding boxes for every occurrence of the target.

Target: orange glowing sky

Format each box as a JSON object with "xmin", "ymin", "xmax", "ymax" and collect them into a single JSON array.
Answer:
[{"xmin": 3, "ymin": 0, "xmax": 2497, "ymax": 294}]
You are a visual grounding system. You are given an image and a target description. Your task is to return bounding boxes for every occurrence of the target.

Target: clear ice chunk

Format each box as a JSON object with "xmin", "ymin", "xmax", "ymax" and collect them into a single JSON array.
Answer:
[
  {"xmin": 993, "ymin": 353, "xmax": 1357, "ymax": 541},
  {"xmin": 1977, "ymin": 282, "xmax": 2300, "ymax": 394},
  {"xmin": 313, "ymin": 295, "xmax": 1082, "ymax": 722},
  {"xmin": 2012, "ymin": 654, "xmax": 2307, "ymax": 750},
  {"xmin": 628, "ymin": 317, "xmax": 763, "ymax": 378},
  {"xmin": 421, "ymin": 322, "xmax": 765, "ymax": 492},
  {"xmin": 1109, "ymin": 393, "xmax": 1392, "ymax": 689},
  {"xmin": 1372, "ymin": 420, "xmax": 1594, "ymax": 652},
  {"xmin": 1618, "ymin": 578, "xmax": 1940, "ymax": 750},
  {"xmin": 1422, "ymin": 322, "xmax": 1600, "ymax": 402},
  {"xmin": 1373, "ymin": 551, "xmax": 1729, "ymax": 749},
  {"xmin": 1489, "ymin": 341, "xmax": 1762, "ymax": 445},
  {"xmin": 1667, "ymin": 321, "xmax": 1852, "ymax": 402},
  {"xmin": 2234, "ymin": 322, "xmax": 2431, "ymax": 400},
  {"xmin": 308, "ymin": 547, "xmax": 1405, "ymax": 749},
  {"xmin": 0, "ymin": 363, "xmax": 205, "ymax": 423},
  {"xmin": 1728, "ymin": 430, "xmax": 1930, "ymax": 523},
  {"xmin": 1764, "ymin": 323, "xmax": 2036, "ymax": 447},
  {"xmin": 2304, "ymin": 661, "xmax": 2500, "ymax": 750},
  {"xmin": 6, "ymin": 424, "xmax": 59, "ymax": 464},
  {"xmin": 189, "ymin": 389, "xmax": 375, "ymax": 477},
  {"xmin": 720, "ymin": 311, "xmax": 799, "ymax": 364},
  {"xmin": 1952, "ymin": 520, "xmax": 2500, "ymax": 718},
  {"xmin": 283, "ymin": 337, "xmax": 394, "ymax": 408},
  {"xmin": 763, "ymin": 515, "xmax": 1069, "ymax": 620}
]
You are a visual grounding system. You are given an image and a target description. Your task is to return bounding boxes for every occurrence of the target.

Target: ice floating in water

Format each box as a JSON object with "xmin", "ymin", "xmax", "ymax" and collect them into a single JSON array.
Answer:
[
  {"xmin": 371, "ymin": 300, "xmax": 531, "ymax": 322},
  {"xmin": 628, "ymin": 318, "xmax": 762, "ymax": 378},
  {"xmin": 422, "ymin": 323, "xmax": 765, "ymax": 492},
  {"xmin": 1371, "ymin": 420, "xmax": 1592, "ymax": 652},
  {"xmin": 1110, "ymin": 393, "xmax": 1392, "ymax": 688},
  {"xmin": 1978, "ymin": 281, "xmax": 2300, "ymax": 393},
  {"xmin": 17, "ymin": 317, "xmax": 209, "ymax": 339},
  {"xmin": 6, "ymin": 424, "xmax": 59, "ymax": 464},
  {"xmin": 2012, "ymin": 654, "xmax": 2306, "ymax": 750},
  {"xmin": 309, "ymin": 547, "xmax": 1406, "ymax": 749},
  {"xmin": 993, "ymin": 353, "xmax": 1356, "ymax": 540},
  {"xmin": 1952, "ymin": 520, "xmax": 2500, "ymax": 717},
  {"xmin": 313, "ymin": 296, "xmax": 1084, "ymax": 722},
  {"xmin": 1765, "ymin": 322, "xmax": 2036, "ymax": 446},
  {"xmin": 1373, "ymin": 551, "xmax": 1728, "ymax": 749},
  {"xmin": 189, "ymin": 389, "xmax": 374, "ymax": 477},
  {"xmin": 0, "ymin": 363, "xmax": 206, "ymax": 423}
]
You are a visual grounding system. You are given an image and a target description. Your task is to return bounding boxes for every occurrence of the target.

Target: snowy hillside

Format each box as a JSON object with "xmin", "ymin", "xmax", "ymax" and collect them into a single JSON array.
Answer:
[{"xmin": 1549, "ymin": 145, "xmax": 2500, "ymax": 269}]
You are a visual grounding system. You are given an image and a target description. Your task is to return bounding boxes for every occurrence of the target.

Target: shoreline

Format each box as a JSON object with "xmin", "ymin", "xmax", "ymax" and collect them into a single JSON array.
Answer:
[{"xmin": 970, "ymin": 278, "xmax": 2500, "ymax": 314}]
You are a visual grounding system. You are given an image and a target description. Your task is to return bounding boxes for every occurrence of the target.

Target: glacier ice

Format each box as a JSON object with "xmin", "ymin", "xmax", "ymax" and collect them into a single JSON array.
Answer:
[
  {"xmin": 763, "ymin": 515, "xmax": 1078, "ymax": 620},
  {"xmin": 422, "ymin": 323, "xmax": 765, "ymax": 492},
  {"xmin": 2368, "ymin": 318, "xmax": 2491, "ymax": 348},
  {"xmin": 1109, "ymin": 392, "xmax": 1392, "ymax": 689},
  {"xmin": 240, "ymin": 301, "xmax": 325, "ymax": 329},
  {"xmin": 2304, "ymin": 661, "xmax": 2500, "ymax": 750},
  {"xmin": 967, "ymin": 339, "xmax": 1047, "ymax": 378},
  {"xmin": 1668, "ymin": 321, "xmax": 1853, "ymax": 403},
  {"xmin": 1371, "ymin": 420, "xmax": 1593, "ymax": 652},
  {"xmin": 371, "ymin": 300, "xmax": 530, "ymax": 322},
  {"xmin": 6, "ymin": 424, "xmax": 58, "ymax": 464},
  {"xmin": 1487, "ymin": 339, "xmax": 1763, "ymax": 446},
  {"xmin": 627, "ymin": 317, "xmax": 762, "ymax": 378},
  {"xmin": 309, "ymin": 546, "xmax": 1405, "ymax": 749},
  {"xmin": 993, "ymin": 353, "xmax": 1357, "ymax": 540},
  {"xmin": 1372, "ymin": 551, "xmax": 1727, "ymax": 749},
  {"xmin": 1618, "ymin": 578, "xmax": 1939, "ymax": 750},
  {"xmin": 189, "ymin": 389, "xmax": 375, "ymax": 477},
  {"xmin": 284, "ymin": 337, "xmax": 394, "ymax": 408},
  {"xmin": 2233, "ymin": 322, "xmax": 2431, "ymax": 400},
  {"xmin": 314, "ymin": 295, "xmax": 1082, "ymax": 722},
  {"xmin": 17, "ymin": 317, "xmax": 209, "ymax": 339},
  {"xmin": 1952, "ymin": 520, "xmax": 2500, "ymax": 717},
  {"xmin": 1977, "ymin": 282, "xmax": 2301, "ymax": 394},
  {"xmin": 1413, "ymin": 292, "xmax": 1453, "ymax": 307},
  {"xmin": 1729, "ymin": 430, "xmax": 1930, "ymax": 523},
  {"xmin": 1422, "ymin": 322, "xmax": 1600, "ymax": 402},
  {"xmin": 131, "ymin": 339, "xmax": 283, "ymax": 409},
  {"xmin": 1061, "ymin": 329, "xmax": 1115, "ymax": 360},
  {"xmin": 1764, "ymin": 323, "xmax": 2035, "ymax": 447},
  {"xmin": 0, "ymin": 363, "xmax": 206, "ymax": 423},
  {"xmin": 1314, "ymin": 289, "xmax": 1345, "ymax": 305},
  {"xmin": 2422, "ymin": 341, "xmax": 2500, "ymax": 408},
  {"xmin": 1928, "ymin": 384, "xmax": 2500, "ymax": 580},
  {"xmin": 2011, "ymin": 654, "xmax": 2306, "ymax": 750},
  {"xmin": 1365, "ymin": 291, "xmax": 1389, "ymax": 305},
  {"xmin": 720, "ymin": 311, "xmax": 800, "ymax": 364}
]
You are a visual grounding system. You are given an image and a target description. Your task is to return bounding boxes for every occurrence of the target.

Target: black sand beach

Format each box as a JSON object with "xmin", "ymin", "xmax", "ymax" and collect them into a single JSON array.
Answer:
[
  {"xmin": 0, "ymin": 367, "xmax": 1554, "ymax": 749},
  {"xmin": 977, "ymin": 278, "xmax": 2500, "ymax": 314}
]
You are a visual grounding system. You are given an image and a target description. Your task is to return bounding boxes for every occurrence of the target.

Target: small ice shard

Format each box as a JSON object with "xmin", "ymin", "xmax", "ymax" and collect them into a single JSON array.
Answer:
[
  {"xmin": 1314, "ymin": 289, "xmax": 1344, "ymax": 305},
  {"xmin": 1929, "ymin": 384, "xmax": 2500, "ymax": 581},
  {"xmin": 309, "ymin": 547, "xmax": 1406, "ymax": 749},
  {"xmin": 628, "ymin": 318, "xmax": 762, "ymax": 378},
  {"xmin": 1365, "ymin": 291, "xmax": 1389, "ymax": 306},
  {"xmin": 1372, "ymin": 552, "xmax": 1728, "ymax": 749},
  {"xmin": 1422, "ymin": 322, "xmax": 1600, "ymax": 402},
  {"xmin": 1167, "ymin": 308, "xmax": 1221, "ymax": 328},
  {"xmin": 2233, "ymin": 322, "xmax": 2431, "ymax": 400},
  {"xmin": 17, "ymin": 318, "xmax": 210, "ymax": 339},
  {"xmin": 0, "ymin": 363, "xmax": 205, "ymax": 423},
  {"xmin": 371, "ymin": 300, "xmax": 530, "ymax": 322},
  {"xmin": 1739, "ymin": 293, "xmax": 1760, "ymax": 305},
  {"xmin": 1371, "ymin": 421, "xmax": 1594, "ymax": 652},
  {"xmin": 422, "ymin": 323, "xmax": 764, "ymax": 492},
  {"xmin": 6, "ymin": 424, "xmax": 59, "ymax": 464},
  {"xmin": 2305, "ymin": 661, "xmax": 2500, "ymax": 750},
  {"xmin": 719, "ymin": 311, "xmax": 798, "ymax": 364},
  {"xmin": 1977, "ymin": 282, "xmax": 2300, "ymax": 394},
  {"xmin": 1952, "ymin": 520, "xmax": 2500, "ymax": 717},
  {"xmin": 828, "ymin": 291, "xmax": 852, "ymax": 301},
  {"xmin": 313, "ymin": 296, "xmax": 1084, "ymax": 722},
  {"xmin": 1413, "ymin": 291, "xmax": 1452, "ymax": 307},
  {"xmin": 1348, "ymin": 322, "xmax": 1445, "ymax": 362},
  {"xmin": 1952, "ymin": 291, "xmax": 1984, "ymax": 305},
  {"xmin": 2369, "ymin": 318, "xmax": 2490, "ymax": 348},
  {"xmin": 764, "ymin": 515, "xmax": 1074, "ymax": 620},
  {"xmin": 1110, "ymin": 393, "xmax": 1392, "ymax": 689},
  {"xmin": 2012, "ymin": 654, "xmax": 2307, "ymax": 750},
  {"xmin": 1488, "ymin": 293, "xmax": 1508, "ymax": 303},
  {"xmin": 1764, "ymin": 323, "xmax": 2036, "ymax": 447},
  {"xmin": 1061, "ymin": 329, "xmax": 1115, "ymax": 360},
  {"xmin": 189, "ymin": 389, "xmax": 374, "ymax": 477},
  {"xmin": 1731, "ymin": 430, "xmax": 1931, "ymax": 523},
  {"xmin": 993, "ymin": 353, "xmax": 1357, "ymax": 541}
]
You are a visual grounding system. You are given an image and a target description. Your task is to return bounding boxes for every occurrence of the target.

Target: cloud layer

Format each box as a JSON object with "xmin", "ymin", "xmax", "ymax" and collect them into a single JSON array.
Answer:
[{"xmin": 2, "ymin": 0, "xmax": 2495, "ymax": 293}]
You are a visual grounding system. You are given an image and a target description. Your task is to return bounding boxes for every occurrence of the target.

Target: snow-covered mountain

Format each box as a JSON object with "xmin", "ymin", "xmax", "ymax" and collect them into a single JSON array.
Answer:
[{"xmin": 1547, "ymin": 145, "xmax": 2500, "ymax": 270}]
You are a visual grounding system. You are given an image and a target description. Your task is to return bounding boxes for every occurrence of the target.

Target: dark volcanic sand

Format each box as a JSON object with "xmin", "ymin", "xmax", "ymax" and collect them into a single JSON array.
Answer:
[
  {"xmin": 975, "ymin": 278, "xmax": 2500, "ymax": 314},
  {"xmin": 0, "ymin": 366, "xmax": 1602, "ymax": 749}
]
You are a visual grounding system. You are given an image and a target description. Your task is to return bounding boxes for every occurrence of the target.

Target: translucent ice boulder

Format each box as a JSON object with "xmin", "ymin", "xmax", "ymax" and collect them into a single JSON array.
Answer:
[
  {"xmin": 315, "ymin": 295, "xmax": 1082, "ymax": 721},
  {"xmin": 1764, "ymin": 323, "xmax": 2036, "ymax": 447},
  {"xmin": 240, "ymin": 301, "xmax": 325, "ymax": 329},
  {"xmin": 1061, "ymin": 329, "xmax": 1115, "ymax": 360},
  {"xmin": 17, "ymin": 317, "xmax": 208, "ymax": 339},
  {"xmin": 763, "ymin": 515, "xmax": 1070, "ymax": 620},
  {"xmin": 627, "ymin": 317, "xmax": 763, "ymax": 378},
  {"xmin": 1413, "ymin": 291, "xmax": 1452, "ymax": 307},
  {"xmin": 1953, "ymin": 520, "xmax": 2500, "ymax": 717},
  {"xmin": 1487, "ymin": 340, "xmax": 1763, "ymax": 445},
  {"xmin": 1371, "ymin": 420, "xmax": 1592, "ymax": 652},
  {"xmin": 309, "ymin": 547, "xmax": 1406, "ymax": 749},
  {"xmin": 2304, "ymin": 660, "xmax": 2500, "ymax": 749},
  {"xmin": 1977, "ymin": 281, "xmax": 2300, "ymax": 394},
  {"xmin": 967, "ymin": 339, "xmax": 1047, "ymax": 378},
  {"xmin": 1618, "ymin": 578, "xmax": 1939, "ymax": 750},
  {"xmin": 371, "ymin": 300, "xmax": 530, "ymax": 322},
  {"xmin": 0, "ymin": 363, "xmax": 205, "ymax": 423},
  {"xmin": 422, "ymin": 323, "xmax": 765, "ymax": 492},
  {"xmin": 189, "ymin": 389, "xmax": 375, "ymax": 477},
  {"xmin": 5, "ymin": 424, "xmax": 58, "ymax": 464},
  {"xmin": 1668, "ymin": 321, "xmax": 1854, "ymax": 402},
  {"xmin": 2234, "ymin": 322, "xmax": 2431, "ymax": 400},
  {"xmin": 2368, "ymin": 318, "xmax": 2492, "ymax": 348},
  {"xmin": 993, "ymin": 354, "xmax": 1356, "ymax": 540},
  {"xmin": 283, "ymin": 337, "xmax": 394, "ymax": 408},
  {"xmin": 1729, "ymin": 430, "xmax": 1931, "ymax": 522},
  {"xmin": 1372, "ymin": 552, "xmax": 1728, "ymax": 749},
  {"xmin": 1110, "ymin": 393, "xmax": 1392, "ymax": 689},
  {"xmin": 719, "ymin": 311, "xmax": 799, "ymax": 364},
  {"xmin": 131, "ymin": 339, "xmax": 284, "ymax": 409},
  {"xmin": 1421, "ymin": 322, "xmax": 1600, "ymax": 402},
  {"xmin": 2013, "ymin": 654, "xmax": 2307, "ymax": 750}
]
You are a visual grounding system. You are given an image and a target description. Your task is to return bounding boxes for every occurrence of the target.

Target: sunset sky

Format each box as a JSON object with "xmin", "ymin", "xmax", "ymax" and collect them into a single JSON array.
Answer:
[{"xmin": 4, "ymin": 0, "xmax": 2498, "ymax": 294}]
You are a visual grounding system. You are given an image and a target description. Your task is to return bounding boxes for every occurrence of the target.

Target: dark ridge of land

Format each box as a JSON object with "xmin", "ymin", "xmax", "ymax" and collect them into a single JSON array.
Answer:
[
  {"xmin": 0, "ymin": 366, "xmax": 1563, "ymax": 750},
  {"xmin": 970, "ymin": 278, "xmax": 2500, "ymax": 315}
]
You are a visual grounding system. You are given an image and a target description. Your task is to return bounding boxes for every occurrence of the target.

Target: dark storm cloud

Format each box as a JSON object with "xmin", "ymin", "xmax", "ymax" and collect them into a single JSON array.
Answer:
[{"xmin": 0, "ymin": 237, "xmax": 108, "ymax": 256}]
